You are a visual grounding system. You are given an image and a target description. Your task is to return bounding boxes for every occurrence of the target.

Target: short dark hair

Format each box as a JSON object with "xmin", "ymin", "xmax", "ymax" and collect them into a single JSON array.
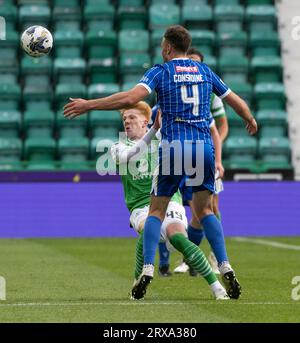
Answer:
[
  {"xmin": 164, "ymin": 25, "xmax": 191, "ymax": 53},
  {"xmin": 187, "ymin": 47, "xmax": 204, "ymax": 62}
]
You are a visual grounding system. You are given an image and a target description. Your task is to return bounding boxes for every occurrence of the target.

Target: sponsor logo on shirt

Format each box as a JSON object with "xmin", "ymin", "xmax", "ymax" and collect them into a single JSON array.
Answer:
[
  {"xmin": 175, "ymin": 117, "xmax": 206, "ymax": 123},
  {"xmin": 176, "ymin": 66, "xmax": 199, "ymax": 73},
  {"xmin": 140, "ymin": 76, "xmax": 149, "ymax": 83}
]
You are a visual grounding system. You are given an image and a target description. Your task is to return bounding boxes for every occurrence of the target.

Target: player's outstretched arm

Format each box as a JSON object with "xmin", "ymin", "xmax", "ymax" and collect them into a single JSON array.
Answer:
[
  {"xmin": 223, "ymin": 91, "xmax": 258, "ymax": 135},
  {"xmin": 63, "ymin": 85, "xmax": 149, "ymax": 119}
]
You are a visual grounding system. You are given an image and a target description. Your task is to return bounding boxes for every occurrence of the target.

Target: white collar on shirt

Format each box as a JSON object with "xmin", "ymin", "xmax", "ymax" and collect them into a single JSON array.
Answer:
[{"xmin": 171, "ymin": 58, "xmax": 189, "ymax": 60}]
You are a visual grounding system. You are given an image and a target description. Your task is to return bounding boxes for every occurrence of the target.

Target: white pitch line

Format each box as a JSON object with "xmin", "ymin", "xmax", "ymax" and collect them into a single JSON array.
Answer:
[
  {"xmin": 0, "ymin": 301, "xmax": 298, "ymax": 307},
  {"xmin": 233, "ymin": 237, "xmax": 300, "ymax": 251}
]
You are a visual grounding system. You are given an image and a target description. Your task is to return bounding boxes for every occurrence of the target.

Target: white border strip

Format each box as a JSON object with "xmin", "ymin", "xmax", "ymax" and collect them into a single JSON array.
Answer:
[
  {"xmin": 137, "ymin": 83, "xmax": 152, "ymax": 94},
  {"xmin": 233, "ymin": 237, "xmax": 300, "ymax": 251},
  {"xmin": 219, "ymin": 88, "xmax": 231, "ymax": 99},
  {"xmin": 0, "ymin": 301, "xmax": 298, "ymax": 307}
]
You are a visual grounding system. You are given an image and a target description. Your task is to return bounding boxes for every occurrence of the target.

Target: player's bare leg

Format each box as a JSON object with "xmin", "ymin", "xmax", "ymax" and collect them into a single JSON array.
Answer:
[
  {"xmin": 212, "ymin": 194, "xmax": 221, "ymax": 220},
  {"xmin": 148, "ymin": 195, "xmax": 170, "ymax": 221}
]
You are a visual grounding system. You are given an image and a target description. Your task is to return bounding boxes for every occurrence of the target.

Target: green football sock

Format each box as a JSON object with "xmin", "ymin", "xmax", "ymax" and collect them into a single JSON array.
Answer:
[
  {"xmin": 170, "ymin": 233, "xmax": 217, "ymax": 285},
  {"xmin": 134, "ymin": 231, "xmax": 144, "ymax": 280}
]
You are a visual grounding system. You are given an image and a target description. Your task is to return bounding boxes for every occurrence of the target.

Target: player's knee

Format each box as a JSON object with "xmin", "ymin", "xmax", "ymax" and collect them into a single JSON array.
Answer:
[
  {"xmin": 166, "ymin": 223, "xmax": 186, "ymax": 240},
  {"xmin": 166, "ymin": 223, "xmax": 185, "ymax": 239},
  {"xmin": 196, "ymin": 207, "xmax": 213, "ymax": 222},
  {"xmin": 190, "ymin": 216, "xmax": 201, "ymax": 229},
  {"xmin": 137, "ymin": 222, "xmax": 144, "ymax": 233},
  {"xmin": 149, "ymin": 197, "xmax": 170, "ymax": 220},
  {"xmin": 148, "ymin": 209, "xmax": 165, "ymax": 222}
]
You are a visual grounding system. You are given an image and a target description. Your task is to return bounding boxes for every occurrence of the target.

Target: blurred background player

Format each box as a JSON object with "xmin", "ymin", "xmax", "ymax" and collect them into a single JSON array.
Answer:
[{"xmin": 110, "ymin": 101, "xmax": 228, "ymax": 300}]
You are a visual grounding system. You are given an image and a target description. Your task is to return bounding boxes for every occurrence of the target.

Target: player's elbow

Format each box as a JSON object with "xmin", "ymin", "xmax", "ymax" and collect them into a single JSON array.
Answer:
[
  {"xmin": 125, "ymin": 96, "xmax": 138, "ymax": 107},
  {"xmin": 121, "ymin": 94, "xmax": 138, "ymax": 108}
]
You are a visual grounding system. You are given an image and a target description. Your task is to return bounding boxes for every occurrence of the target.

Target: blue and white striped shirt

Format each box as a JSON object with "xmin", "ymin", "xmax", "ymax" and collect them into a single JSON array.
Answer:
[{"xmin": 138, "ymin": 58, "xmax": 231, "ymax": 143}]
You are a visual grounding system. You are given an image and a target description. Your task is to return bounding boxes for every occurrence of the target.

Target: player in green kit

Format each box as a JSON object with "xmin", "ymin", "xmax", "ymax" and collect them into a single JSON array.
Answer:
[{"xmin": 110, "ymin": 101, "xmax": 229, "ymax": 300}]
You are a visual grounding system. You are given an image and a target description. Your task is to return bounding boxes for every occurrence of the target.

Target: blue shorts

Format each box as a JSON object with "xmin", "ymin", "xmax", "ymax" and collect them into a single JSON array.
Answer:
[
  {"xmin": 179, "ymin": 178, "xmax": 193, "ymax": 204},
  {"xmin": 151, "ymin": 141, "xmax": 215, "ymax": 198}
]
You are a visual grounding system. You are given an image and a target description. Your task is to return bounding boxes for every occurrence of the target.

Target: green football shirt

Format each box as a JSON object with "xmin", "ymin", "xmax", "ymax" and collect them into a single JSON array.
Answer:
[
  {"xmin": 111, "ymin": 135, "xmax": 182, "ymax": 213},
  {"xmin": 210, "ymin": 93, "xmax": 226, "ymax": 119}
]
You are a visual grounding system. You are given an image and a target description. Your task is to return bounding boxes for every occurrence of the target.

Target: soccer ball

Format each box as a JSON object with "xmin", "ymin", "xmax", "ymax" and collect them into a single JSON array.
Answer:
[{"xmin": 21, "ymin": 25, "xmax": 53, "ymax": 57}]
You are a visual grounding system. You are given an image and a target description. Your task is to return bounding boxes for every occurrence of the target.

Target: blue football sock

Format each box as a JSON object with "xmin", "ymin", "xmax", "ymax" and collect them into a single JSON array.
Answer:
[
  {"xmin": 201, "ymin": 214, "xmax": 228, "ymax": 265},
  {"xmin": 158, "ymin": 242, "xmax": 170, "ymax": 267},
  {"xmin": 143, "ymin": 215, "xmax": 162, "ymax": 265},
  {"xmin": 187, "ymin": 224, "xmax": 205, "ymax": 246}
]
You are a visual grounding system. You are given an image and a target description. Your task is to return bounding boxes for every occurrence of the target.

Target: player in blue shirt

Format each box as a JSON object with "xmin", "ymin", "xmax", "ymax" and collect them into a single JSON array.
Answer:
[
  {"xmin": 150, "ymin": 103, "xmax": 224, "ymax": 278},
  {"xmin": 156, "ymin": 48, "xmax": 231, "ymax": 278},
  {"xmin": 64, "ymin": 25, "xmax": 258, "ymax": 300},
  {"xmin": 131, "ymin": 27, "xmax": 257, "ymax": 300}
]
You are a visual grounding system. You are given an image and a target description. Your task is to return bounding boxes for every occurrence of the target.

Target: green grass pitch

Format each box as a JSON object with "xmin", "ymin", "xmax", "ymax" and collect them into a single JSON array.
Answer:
[{"xmin": 0, "ymin": 237, "xmax": 299, "ymax": 323}]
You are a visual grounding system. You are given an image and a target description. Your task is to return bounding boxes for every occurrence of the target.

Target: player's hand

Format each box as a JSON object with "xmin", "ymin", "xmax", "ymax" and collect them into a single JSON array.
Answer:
[
  {"xmin": 63, "ymin": 98, "xmax": 90, "ymax": 119},
  {"xmin": 245, "ymin": 117, "xmax": 258, "ymax": 135},
  {"xmin": 153, "ymin": 109, "xmax": 162, "ymax": 130},
  {"xmin": 215, "ymin": 161, "xmax": 224, "ymax": 179}
]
